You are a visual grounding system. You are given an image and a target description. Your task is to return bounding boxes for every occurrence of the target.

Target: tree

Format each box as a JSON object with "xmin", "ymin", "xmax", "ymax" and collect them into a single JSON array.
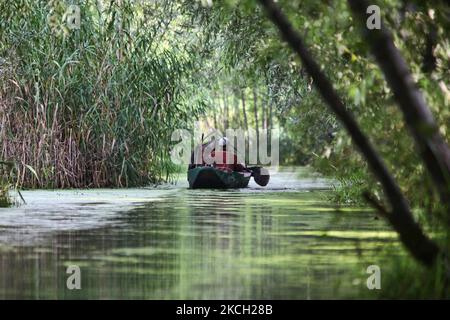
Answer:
[
  {"xmin": 348, "ymin": 0, "xmax": 450, "ymax": 213},
  {"xmin": 241, "ymin": 89, "xmax": 249, "ymax": 130},
  {"xmin": 257, "ymin": 0, "xmax": 440, "ymax": 266}
]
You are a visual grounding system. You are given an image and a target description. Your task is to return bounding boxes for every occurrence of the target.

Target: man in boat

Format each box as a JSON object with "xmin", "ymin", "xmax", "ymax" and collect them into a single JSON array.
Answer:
[
  {"xmin": 211, "ymin": 137, "xmax": 246, "ymax": 173},
  {"xmin": 188, "ymin": 136, "xmax": 269, "ymax": 187},
  {"xmin": 212, "ymin": 138, "xmax": 270, "ymax": 186},
  {"xmin": 188, "ymin": 137, "xmax": 244, "ymax": 172}
]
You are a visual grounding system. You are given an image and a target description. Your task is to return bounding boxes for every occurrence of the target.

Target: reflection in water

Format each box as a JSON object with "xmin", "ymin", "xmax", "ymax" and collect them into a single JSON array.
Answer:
[{"xmin": 0, "ymin": 168, "xmax": 396, "ymax": 299}]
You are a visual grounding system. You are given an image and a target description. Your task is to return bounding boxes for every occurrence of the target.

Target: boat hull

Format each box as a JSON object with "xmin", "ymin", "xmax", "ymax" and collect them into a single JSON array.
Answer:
[{"xmin": 188, "ymin": 167, "xmax": 250, "ymax": 189}]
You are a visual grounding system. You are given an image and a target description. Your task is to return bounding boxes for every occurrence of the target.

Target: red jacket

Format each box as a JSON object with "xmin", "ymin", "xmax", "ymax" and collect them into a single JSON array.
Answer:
[{"xmin": 211, "ymin": 150, "xmax": 245, "ymax": 172}]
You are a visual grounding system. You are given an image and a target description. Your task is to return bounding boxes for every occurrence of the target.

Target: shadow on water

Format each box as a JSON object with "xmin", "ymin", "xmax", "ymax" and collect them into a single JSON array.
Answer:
[{"xmin": 0, "ymin": 167, "xmax": 398, "ymax": 299}]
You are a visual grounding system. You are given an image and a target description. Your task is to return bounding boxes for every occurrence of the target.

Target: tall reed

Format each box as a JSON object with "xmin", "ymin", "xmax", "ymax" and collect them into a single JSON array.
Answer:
[{"xmin": 0, "ymin": 160, "xmax": 15, "ymax": 206}]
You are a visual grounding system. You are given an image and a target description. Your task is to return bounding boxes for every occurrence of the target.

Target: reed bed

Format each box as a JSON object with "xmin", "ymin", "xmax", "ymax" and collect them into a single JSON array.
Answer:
[{"xmin": 0, "ymin": 0, "xmax": 200, "ymax": 188}]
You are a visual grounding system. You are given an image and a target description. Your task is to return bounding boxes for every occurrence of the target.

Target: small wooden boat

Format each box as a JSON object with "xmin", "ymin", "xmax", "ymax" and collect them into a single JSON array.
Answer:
[{"xmin": 188, "ymin": 167, "xmax": 251, "ymax": 189}]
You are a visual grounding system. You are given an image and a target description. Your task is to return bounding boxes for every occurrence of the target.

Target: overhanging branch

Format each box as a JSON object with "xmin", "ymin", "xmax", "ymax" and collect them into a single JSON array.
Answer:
[{"xmin": 257, "ymin": 0, "xmax": 440, "ymax": 266}]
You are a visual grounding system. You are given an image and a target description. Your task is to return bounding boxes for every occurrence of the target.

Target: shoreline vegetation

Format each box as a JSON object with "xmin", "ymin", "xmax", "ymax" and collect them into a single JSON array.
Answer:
[
  {"xmin": 0, "ymin": 160, "xmax": 14, "ymax": 207},
  {"xmin": 0, "ymin": 0, "xmax": 205, "ymax": 189},
  {"xmin": 1, "ymin": 0, "xmax": 449, "ymax": 298}
]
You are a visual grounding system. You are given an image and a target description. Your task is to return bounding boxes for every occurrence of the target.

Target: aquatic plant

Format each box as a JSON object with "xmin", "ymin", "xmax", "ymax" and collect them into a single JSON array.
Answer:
[
  {"xmin": 0, "ymin": 184, "xmax": 9, "ymax": 207},
  {"xmin": 0, "ymin": 160, "xmax": 15, "ymax": 207}
]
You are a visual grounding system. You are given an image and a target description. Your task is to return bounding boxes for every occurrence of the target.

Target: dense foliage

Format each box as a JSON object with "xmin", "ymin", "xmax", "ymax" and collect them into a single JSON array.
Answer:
[
  {"xmin": 178, "ymin": 0, "xmax": 450, "ymax": 297},
  {"xmin": 0, "ymin": 0, "xmax": 449, "ymax": 297},
  {"xmin": 182, "ymin": 0, "xmax": 450, "ymax": 209}
]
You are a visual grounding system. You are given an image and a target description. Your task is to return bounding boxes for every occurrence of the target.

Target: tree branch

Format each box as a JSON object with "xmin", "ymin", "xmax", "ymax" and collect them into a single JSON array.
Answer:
[
  {"xmin": 258, "ymin": 0, "xmax": 440, "ymax": 266},
  {"xmin": 348, "ymin": 0, "xmax": 450, "ymax": 211},
  {"xmin": 363, "ymin": 191, "xmax": 388, "ymax": 218}
]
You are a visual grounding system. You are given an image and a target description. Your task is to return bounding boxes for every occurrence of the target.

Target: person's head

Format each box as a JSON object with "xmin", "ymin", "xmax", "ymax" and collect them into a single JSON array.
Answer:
[{"xmin": 218, "ymin": 137, "xmax": 228, "ymax": 150}]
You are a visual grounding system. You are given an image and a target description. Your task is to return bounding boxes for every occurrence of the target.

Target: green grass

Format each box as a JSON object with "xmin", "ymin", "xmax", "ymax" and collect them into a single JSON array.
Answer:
[{"xmin": 0, "ymin": 161, "xmax": 15, "ymax": 207}]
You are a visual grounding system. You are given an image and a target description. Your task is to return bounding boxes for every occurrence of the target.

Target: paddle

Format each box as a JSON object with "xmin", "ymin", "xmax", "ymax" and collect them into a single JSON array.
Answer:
[{"xmin": 247, "ymin": 166, "xmax": 270, "ymax": 186}]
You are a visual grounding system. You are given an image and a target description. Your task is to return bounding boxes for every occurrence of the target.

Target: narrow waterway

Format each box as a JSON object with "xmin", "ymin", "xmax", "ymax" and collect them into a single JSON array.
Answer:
[{"xmin": 0, "ymin": 167, "xmax": 397, "ymax": 299}]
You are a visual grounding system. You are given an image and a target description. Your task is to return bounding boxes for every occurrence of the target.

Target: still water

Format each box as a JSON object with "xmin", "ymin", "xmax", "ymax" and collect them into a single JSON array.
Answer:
[{"xmin": 0, "ymin": 167, "xmax": 397, "ymax": 299}]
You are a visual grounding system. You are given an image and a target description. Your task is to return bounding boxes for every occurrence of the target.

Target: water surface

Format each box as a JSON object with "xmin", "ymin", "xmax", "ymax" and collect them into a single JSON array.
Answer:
[{"xmin": 0, "ymin": 167, "xmax": 396, "ymax": 299}]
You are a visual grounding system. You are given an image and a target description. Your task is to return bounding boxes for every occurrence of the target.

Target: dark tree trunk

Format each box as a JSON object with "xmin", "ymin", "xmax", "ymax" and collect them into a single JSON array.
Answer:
[
  {"xmin": 253, "ymin": 86, "xmax": 259, "ymax": 142},
  {"xmin": 258, "ymin": 0, "xmax": 440, "ymax": 266},
  {"xmin": 266, "ymin": 81, "xmax": 273, "ymax": 131},
  {"xmin": 261, "ymin": 96, "xmax": 267, "ymax": 130},
  {"xmin": 223, "ymin": 88, "xmax": 229, "ymax": 131},
  {"xmin": 234, "ymin": 91, "xmax": 240, "ymax": 128},
  {"xmin": 212, "ymin": 93, "xmax": 218, "ymax": 130},
  {"xmin": 422, "ymin": 25, "xmax": 437, "ymax": 74},
  {"xmin": 268, "ymin": 101, "xmax": 273, "ymax": 131},
  {"xmin": 242, "ymin": 90, "xmax": 248, "ymax": 130}
]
